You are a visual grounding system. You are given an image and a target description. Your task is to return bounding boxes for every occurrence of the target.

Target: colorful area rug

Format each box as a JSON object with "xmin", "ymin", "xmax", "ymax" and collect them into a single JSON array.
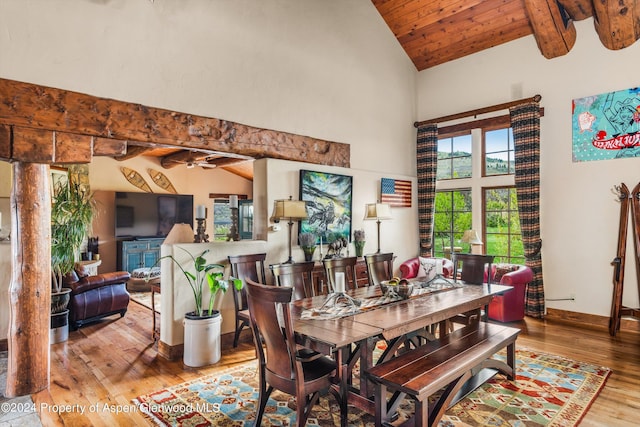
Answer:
[{"xmin": 133, "ymin": 349, "xmax": 610, "ymax": 426}]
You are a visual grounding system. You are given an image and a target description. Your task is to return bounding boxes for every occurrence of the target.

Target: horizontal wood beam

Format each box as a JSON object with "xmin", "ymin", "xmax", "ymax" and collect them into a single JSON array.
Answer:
[
  {"xmin": 10, "ymin": 127, "xmax": 94, "ymax": 164},
  {"xmin": 0, "ymin": 78, "xmax": 350, "ymax": 167}
]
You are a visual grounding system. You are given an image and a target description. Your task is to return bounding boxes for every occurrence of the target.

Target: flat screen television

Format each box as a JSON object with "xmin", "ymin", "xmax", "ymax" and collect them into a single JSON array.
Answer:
[{"xmin": 115, "ymin": 192, "xmax": 194, "ymax": 238}]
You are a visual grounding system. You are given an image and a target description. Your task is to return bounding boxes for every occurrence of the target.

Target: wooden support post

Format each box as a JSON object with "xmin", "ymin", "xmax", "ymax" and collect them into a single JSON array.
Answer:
[{"xmin": 5, "ymin": 162, "xmax": 51, "ymax": 397}]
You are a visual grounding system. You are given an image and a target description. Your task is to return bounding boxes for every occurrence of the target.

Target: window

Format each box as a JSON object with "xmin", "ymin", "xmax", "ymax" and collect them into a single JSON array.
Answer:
[
  {"xmin": 484, "ymin": 187, "xmax": 524, "ymax": 264},
  {"xmin": 212, "ymin": 199, "xmax": 231, "ymax": 241},
  {"xmin": 484, "ymin": 128, "xmax": 514, "ymax": 176},
  {"xmin": 433, "ymin": 189, "xmax": 472, "ymax": 257},
  {"xmin": 437, "ymin": 133, "xmax": 472, "ymax": 180},
  {"xmin": 433, "ymin": 123, "xmax": 522, "ymax": 262}
]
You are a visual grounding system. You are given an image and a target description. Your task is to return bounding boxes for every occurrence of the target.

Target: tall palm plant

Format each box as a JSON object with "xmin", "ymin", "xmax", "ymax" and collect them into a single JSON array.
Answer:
[{"xmin": 51, "ymin": 178, "xmax": 95, "ymax": 293}]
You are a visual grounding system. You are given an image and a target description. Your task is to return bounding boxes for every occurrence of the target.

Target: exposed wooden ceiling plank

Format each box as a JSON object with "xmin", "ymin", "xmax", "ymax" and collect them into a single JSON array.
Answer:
[
  {"xmin": 411, "ymin": 19, "xmax": 533, "ymax": 68},
  {"xmin": 0, "ymin": 78, "xmax": 350, "ymax": 168},
  {"xmin": 400, "ymin": 1, "xmax": 532, "ymax": 68},
  {"xmin": 376, "ymin": 0, "xmax": 483, "ymax": 38},
  {"xmin": 593, "ymin": 0, "xmax": 640, "ymax": 50},
  {"xmin": 399, "ymin": 0, "xmax": 529, "ymax": 50},
  {"xmin": 524, "ymin": 0, "xmax": 577, "ymax": 58}
]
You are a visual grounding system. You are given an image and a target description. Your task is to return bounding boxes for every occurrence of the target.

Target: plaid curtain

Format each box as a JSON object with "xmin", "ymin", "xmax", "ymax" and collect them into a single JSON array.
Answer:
[
  {"xmin": 416, "ymin": 124, "xmax": 438, "ymax": 256},
  {"xmin": 510, "ymin": 101, "xmax": 545, "ymax": 318}
]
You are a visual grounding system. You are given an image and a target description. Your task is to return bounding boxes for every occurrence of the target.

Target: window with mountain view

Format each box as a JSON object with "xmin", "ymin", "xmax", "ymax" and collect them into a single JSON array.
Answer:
[{"xmin": 433, "ymin": 124, "xmax": 522, "ymax": 262}]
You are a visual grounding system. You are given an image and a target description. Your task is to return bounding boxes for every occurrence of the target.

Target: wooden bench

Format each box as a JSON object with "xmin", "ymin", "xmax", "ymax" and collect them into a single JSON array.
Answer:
[{"xmin": 366, "ymin": 321, "xmax": 520, "ymax": 427}]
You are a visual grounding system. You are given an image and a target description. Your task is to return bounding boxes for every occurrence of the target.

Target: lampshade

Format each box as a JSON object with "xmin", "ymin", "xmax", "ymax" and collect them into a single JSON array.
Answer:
[
  {"xmin": 163, "ymin": 223, "xmax": 195, "ymax": 245},
  {"xmin": 271, "ymin": 197, "xmax": 308, "ymax": 221},
  {"xmin": 462, "ymin": 229, "xmax": 483, "ymax": 245},
  {"xmin": 363, "ymin": 203, "xmax": 392, "ymax": 221}
]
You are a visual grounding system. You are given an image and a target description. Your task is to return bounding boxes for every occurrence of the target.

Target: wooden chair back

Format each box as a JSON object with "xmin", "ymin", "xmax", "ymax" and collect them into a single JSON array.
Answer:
[
  {"xmin": 245, "ymin": 278, "xmax": 343, "ymax": 425},
  {"xmin": 228, "ymin": 253, "xmax": 267, "ymax": 310},
  {"xmin": 270, "ymin": 261, "xmax": 316, "ymax": 300},
  {"xmin": 364, "ymin": 252, "xmax": 395, "ymax": 287},
  {"xmin": 322, "ymin": 256, "xmax": 358, "ymax": 291},
  {"xmin": 452, "ymin": 253, "xmax": 495, "ymax": 285},
  {"xmin": 228, "ymin": 253, "xmax": 267, "ymax": 347}
]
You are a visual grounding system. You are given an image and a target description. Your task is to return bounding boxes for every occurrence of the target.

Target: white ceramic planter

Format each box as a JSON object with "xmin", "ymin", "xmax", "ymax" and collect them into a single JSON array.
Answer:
[{"xmin": 183, "ymin": 311, "xmax": 222, "ymax": 367}]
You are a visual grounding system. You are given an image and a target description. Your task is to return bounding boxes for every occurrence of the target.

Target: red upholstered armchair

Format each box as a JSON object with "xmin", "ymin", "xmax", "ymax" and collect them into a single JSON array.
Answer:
[
  {"xmin": 399, "ymin": 257, "xmax": 454, "ymax": 279},
  {"xmin": 488, "ymin": 264, "xmax": 533, "ymax": 322},
  {"xmin": 66, "ymin": 270, "xmax": 131, "ymax": 330}
]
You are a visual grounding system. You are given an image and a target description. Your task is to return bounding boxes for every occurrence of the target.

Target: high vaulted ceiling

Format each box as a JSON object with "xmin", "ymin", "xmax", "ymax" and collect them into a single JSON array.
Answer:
[{"xmin": 372, "ymin": 0, "xmax": 640, "ymax": 70}]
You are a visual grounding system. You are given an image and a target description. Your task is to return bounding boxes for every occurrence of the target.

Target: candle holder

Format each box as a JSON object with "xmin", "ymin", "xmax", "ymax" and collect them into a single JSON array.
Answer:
[
  {"xmin": 318, "ymin": 291, "xmax": 361, "ymax": 311},
  {"xmin": 227, "ymin": 207, "xmax": 240, "ymax": 241},
  {"xmin": 194, "ymin": 218, "xmax": 209, "ymax": 243}
]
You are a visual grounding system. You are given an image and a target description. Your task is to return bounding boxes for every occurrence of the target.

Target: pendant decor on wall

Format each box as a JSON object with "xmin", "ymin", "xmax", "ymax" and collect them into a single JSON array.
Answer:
[
  {"xmin": 572, "ymin": 86, "xmax": 640, "ymax": 162},
  {"xmin": 120, "ymin": 167, "xmax": 153, "ymax": 193},
  {"xmin": 148, "ymin": 168, "xmax": 178, "ymax": 194}
]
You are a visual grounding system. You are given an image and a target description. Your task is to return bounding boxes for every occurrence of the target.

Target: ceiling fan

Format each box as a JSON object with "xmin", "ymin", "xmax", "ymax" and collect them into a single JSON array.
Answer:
[{"xmin": 160, "ymin": 149, "xmax": 252, "ymax": 170}]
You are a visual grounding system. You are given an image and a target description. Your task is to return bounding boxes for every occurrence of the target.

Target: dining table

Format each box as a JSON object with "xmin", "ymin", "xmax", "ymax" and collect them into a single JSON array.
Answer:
[{"xmin": 290, "ymin": 279, "xmax": 513, "ymax": 414}]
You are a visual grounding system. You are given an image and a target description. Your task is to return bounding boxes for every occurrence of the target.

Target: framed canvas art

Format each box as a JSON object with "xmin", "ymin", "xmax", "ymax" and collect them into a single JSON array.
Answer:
[
  {"xmin": 299, "ymin": 170, "xmax": 353, "ymax": 244},
  {"xmin": 572, "ymin": 87, "xmax": 640, "ymax": 162}
]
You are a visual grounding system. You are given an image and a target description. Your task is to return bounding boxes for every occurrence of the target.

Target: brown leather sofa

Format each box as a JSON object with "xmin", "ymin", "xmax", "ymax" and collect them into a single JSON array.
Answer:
[{"xmin": 66, "ymin": 270, "xmax": 131, "ymax": 330}]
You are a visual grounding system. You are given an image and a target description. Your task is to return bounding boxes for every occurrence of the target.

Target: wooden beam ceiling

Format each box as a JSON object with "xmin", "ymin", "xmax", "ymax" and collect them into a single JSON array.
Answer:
[{"xmin": 372, "ymin": 0, "xmax": 640, "ymax": 70}]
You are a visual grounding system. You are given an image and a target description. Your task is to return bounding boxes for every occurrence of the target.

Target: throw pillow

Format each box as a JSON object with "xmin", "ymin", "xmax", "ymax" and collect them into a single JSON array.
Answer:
[
  {"xmin": 493, "ymin": 264, "xmax": 519, "ymax": 282},
  {"xmin": 418, "ymin": 257, "xmax": 440, "ymax": 280}
]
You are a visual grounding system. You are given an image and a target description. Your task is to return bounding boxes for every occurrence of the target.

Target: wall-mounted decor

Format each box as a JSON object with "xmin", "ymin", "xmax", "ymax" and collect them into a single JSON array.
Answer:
[
  {"xmin": 121, "ymin": 167, "xmax": 152, "ymax": 192},
  {"xmin": 299, "ymin": 170, "xmax": 352, "ymax": 244},
  {"xmin": 381, "ymin": 178, "xmax": 412, "ymax": 207},
  {"xmin": 148, "ymin": 168, "xmax": 177, "ymax": 194},
  {"xmin": 572, "ymin": 87, "xmax": 640, "ymax": 162}
]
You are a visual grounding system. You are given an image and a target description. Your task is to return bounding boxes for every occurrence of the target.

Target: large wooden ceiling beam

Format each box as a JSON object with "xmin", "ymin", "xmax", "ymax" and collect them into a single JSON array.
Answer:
[
  {"xmin": 524, "ymin": 0, "xmax": 577, "ymax": 58},
  {"xmin": 562, "ymin": 0, "xmax": 594, "ymax": 21},
  {"xmin": 0, "ymin": 78, "xmax": 350, "ymax": 167},
  {"xmin": 593, "ymin": 0, "xmax": 640, "ymax": 50}
]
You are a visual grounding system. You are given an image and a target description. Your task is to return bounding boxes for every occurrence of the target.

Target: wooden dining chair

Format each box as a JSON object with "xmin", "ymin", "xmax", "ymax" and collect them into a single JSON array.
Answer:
[
  {"xmin": 270, "ymin": 261, "xmax": 316, "ymax": 300},
  {"xmin": 228, "ymin": 253, "xmax": 267, "ymax": 347},
  {"xmin": 452, "ymin": 253, "xmax": 495, "ymax": 285},
  {"xmin": 322, "ymin": 256, "xmax": 359, "ymax": 291},
  {"xmin": 245, "ymin": 278, "xmax": 346, "ymax": 427},
  {"xmin": 364, "ymin": 252, "xmax": 395, "ymax": 287},
  {"xmin": 452, "ymin": 253, "xmax": 495, "ymax": 324}
]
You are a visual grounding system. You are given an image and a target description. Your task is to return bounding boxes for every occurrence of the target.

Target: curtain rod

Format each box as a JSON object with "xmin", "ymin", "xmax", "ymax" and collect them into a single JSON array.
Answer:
[{"xmin": 413, "ymin": 94, "xmax": 542, "ymax": 128}]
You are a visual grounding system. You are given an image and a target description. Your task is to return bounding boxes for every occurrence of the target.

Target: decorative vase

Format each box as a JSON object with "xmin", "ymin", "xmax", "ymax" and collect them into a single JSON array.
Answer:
[
  {"xmin": 354, "ymin": 241, "xmax": 365, "ymax": 257},
  {"xmin": 302, "ymin": 246, "xmax": 316, "ymax": 262}
]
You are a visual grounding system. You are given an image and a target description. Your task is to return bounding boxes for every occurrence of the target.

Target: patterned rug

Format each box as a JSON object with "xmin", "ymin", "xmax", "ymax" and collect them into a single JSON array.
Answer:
[{"xmin": 133, "ymin": 349, "xmax": 611, "ymax": 426}]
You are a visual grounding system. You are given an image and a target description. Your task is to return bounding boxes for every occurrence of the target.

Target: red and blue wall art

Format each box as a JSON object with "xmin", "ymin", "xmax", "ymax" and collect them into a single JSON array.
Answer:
[{"xmin": 572, "ymin": 86, "xmax": 640, "ymax": 162}]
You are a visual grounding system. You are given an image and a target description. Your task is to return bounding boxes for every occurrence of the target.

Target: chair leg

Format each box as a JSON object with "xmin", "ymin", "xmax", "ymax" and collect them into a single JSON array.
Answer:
[
  {"xmin": 296, "ymin": 391, "xmax": 320, "ymax": 427},
  {"xmin": 254, "ymin": 382, "xmax": 273, "ymax": 427},
  {"xmin": 233, "ymin": 322, "xmax": 241, "ymax": 347}
]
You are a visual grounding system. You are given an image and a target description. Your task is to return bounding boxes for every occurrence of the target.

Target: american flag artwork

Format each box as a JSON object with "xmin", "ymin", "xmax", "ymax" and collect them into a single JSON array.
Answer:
[{"xmin": 380, "ymin": 178, "xmax": 411, "ymax": 207}]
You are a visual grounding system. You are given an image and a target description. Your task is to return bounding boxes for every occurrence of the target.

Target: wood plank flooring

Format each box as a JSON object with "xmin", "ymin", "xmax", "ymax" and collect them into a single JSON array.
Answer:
[{"xmin": 32, "ymin": 301, "xmax": 640, "ymax": 426}]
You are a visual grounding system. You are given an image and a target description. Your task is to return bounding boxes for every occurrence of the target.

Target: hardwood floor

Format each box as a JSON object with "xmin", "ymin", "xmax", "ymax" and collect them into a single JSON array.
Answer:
[{"xmin": 32, "ymin": 301, "xmax": 640, "ymax": 426}]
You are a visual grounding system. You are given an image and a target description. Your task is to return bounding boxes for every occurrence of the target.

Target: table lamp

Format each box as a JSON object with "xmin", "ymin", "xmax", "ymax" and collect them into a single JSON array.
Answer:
[
  {"xmin": 271, "ymin": 196, "xmax": 308, "ymax": 263},
  {"xmin": 364, "ymin": 202, "xmax": 392, "ymax": 253},
  {"xmin": 462, "ymin": 229, "xmax": 483, "ymax": 254}
]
